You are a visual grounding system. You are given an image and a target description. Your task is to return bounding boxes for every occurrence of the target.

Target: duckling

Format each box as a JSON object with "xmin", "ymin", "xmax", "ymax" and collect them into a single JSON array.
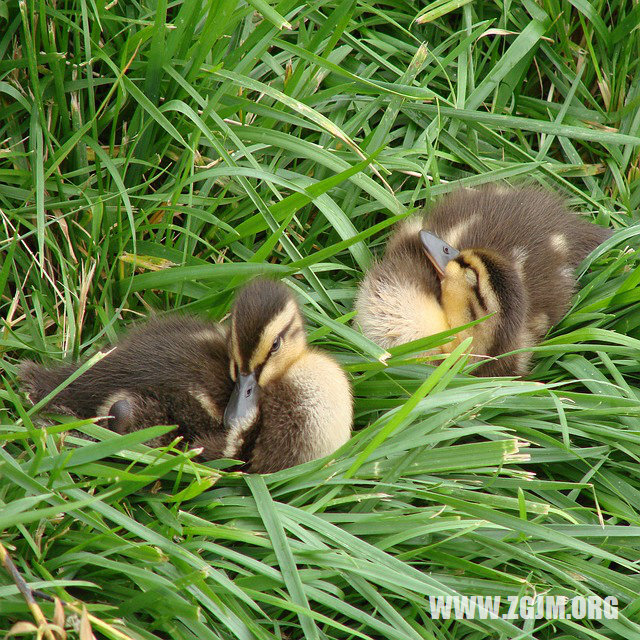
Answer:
[
  {"xmin": 19, "ymin": 279, "xmax": 352, "ymax": 473},
  {"xmin": 355, "ymin": 186, "xmax": 611, "ymax": 376}
]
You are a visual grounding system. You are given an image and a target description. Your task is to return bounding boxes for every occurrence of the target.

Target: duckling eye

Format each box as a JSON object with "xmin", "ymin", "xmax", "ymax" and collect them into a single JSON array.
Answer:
[{"xmin": 270, "ymin": 336, "xmax": 282, "ymax": 354}]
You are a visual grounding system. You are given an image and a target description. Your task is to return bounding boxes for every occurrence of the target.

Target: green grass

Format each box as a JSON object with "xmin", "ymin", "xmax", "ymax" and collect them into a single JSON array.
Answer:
[{"xmin": 1, "ymin": 0, "xmax": 640, "ymax": 638}]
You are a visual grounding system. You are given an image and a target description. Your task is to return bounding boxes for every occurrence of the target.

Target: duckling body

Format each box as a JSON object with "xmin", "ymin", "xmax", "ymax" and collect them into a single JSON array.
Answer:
[
  {"xmin": 355, "ymin": 187, "xmax": 611, "ymax": 376},
  {"xmin": 19, "ymin": 279, "xmax": 352, "ymax": 472}
]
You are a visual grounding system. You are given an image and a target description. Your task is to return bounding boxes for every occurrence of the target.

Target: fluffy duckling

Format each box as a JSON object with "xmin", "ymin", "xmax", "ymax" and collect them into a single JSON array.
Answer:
[
  {"xmin": 19, "ymin": 279, "xmax": 352, "ymax": 473},
  {"xmin": 355, "ymin": 186, "xmax": 611, "ymax": 376}
]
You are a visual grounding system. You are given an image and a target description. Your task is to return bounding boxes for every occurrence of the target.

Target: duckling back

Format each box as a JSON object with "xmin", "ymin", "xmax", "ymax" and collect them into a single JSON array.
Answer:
[{"xmin": 19, "ymin": 315, "xmax": 234, "ymax": 447}]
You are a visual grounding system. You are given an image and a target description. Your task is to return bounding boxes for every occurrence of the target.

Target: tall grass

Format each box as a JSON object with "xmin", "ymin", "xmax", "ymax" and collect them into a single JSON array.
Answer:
[{"xmin": 1, "ymin": 0, "xmax": 640, "ymax": 638}]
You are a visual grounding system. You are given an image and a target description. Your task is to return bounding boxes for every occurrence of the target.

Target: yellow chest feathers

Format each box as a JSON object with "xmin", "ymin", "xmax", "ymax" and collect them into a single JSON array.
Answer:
[{"xmin": 355, "ymin": 276, "xmax": 448, "ymax": 350}]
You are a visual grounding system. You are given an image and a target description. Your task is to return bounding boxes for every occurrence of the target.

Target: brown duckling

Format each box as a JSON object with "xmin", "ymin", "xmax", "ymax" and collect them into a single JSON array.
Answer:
[
  {"xmin": 355, "ymin": 186, "xmax": 611, "ymax": 376},
  {"xmin": 19, "ymin": 279, "xmax": 352, "ymax": 472}
]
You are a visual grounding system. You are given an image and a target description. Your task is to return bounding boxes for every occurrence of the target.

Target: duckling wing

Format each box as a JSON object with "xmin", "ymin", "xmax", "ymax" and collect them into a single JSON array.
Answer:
[
  {"xmin": 18, "ymin": 315, "xmax": 234, "ymax": 427},
  {"xmin": 93, "ymin": 387, "xmax": 228, "ymax": 451},
  {"xmin": 247, "ymin": 351, "xmax": 352, "ymax": 473}
]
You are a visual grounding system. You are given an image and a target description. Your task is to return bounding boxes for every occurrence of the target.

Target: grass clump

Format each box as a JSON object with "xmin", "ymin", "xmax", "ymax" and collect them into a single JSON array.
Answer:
[{"xmin": 1, "ymin": 0, "xmax": 640, "ymax": 638}]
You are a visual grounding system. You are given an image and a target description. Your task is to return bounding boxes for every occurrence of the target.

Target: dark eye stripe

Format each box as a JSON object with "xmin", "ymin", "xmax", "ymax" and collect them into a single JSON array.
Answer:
[
  {"xmin": 456, "ymin": 256, "xmax": 472, "ymax": 270},
  {"xmin": 472, "ymin": 281, "xmax": 488, "ymax": 311},
  {"xmin": 263, "ymin": 317, "xmax": 297, "ymax": 366}
]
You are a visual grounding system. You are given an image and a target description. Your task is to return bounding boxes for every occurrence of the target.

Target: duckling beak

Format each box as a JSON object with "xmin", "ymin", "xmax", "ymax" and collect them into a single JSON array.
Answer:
[
  {"xmin": 224, "ymin": 372, "xmax": 260, "ymax": 430},
  {"xmin": 420, "ymin": 230, "xmax": 460, "ymax": 277}
]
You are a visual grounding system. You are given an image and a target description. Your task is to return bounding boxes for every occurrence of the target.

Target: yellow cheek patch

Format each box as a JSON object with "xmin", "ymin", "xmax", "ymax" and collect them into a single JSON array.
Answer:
[
  {"xmin": 441, "ymin": 273, "xmax": 474, "ymax": 328},
  {"xmin": 248, "ymin": 299, "xmax": 299, "ymax": 371},
  {"xmin": 454, "ymin": 252, "xmax": 498, "ymax": 315},
  {"xmin": 441, "ymin": 260, "xmax": 471, "ymax": 316},
  {"xmin": 465, "ymin": 268, "xmax": 478, "ymax": 286},
  {"xmin": 473, "ymin": 258, "xmax": 499, "ymax": 315},
  {"xmin": 440, "ymin": 252, "xmax": 499, "ymax": 356},
  {"xmin": 257, "ymin": 331, "xmax": 307, "ymax": 386}
]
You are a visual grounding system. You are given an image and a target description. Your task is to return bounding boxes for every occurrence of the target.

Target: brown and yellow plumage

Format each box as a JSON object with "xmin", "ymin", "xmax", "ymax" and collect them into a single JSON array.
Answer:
[
  {"xmin": 355, "ymin": 186, "xmax": 612, "ymax": 376},
  {"xmin": 19, "ymin": 279, "xmax": 352, "ymax": 472}
]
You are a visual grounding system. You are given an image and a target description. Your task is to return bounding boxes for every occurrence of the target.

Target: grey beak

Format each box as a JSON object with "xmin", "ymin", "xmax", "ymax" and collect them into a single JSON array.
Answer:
[
  {"xmin": 419, "ymin": 230, "xmax": 460, "ymax": 277},
  {"xmin": 224, "ymin": 372, "xmax": 260, "ymax": 429}
]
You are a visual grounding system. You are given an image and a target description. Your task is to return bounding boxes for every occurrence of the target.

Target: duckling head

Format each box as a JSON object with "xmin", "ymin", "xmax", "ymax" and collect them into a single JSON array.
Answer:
[
  {"xmin": 224, "ymin": 279, "xmax": 306, "ymax": 430},
  {"xmin": 419, "ymin": 230, "xmax": 527, "ymax": 366}
]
